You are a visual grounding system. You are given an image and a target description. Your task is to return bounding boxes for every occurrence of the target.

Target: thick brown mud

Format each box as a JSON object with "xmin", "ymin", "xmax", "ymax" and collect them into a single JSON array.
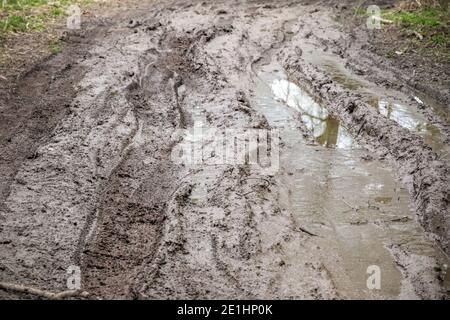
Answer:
[{"xmin": 0, "ymin": 0, "xmax": 449, "ymax": 299}]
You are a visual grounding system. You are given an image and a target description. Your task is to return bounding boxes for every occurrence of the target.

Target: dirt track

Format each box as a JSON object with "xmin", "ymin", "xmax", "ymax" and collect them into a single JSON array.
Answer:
[{"xmin": 0, "ymin": 0, "xmax": 449, "ymax": 299}]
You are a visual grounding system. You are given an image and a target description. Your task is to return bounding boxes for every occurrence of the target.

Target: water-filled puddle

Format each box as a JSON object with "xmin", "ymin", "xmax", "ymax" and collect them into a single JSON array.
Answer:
[
  {"xmin": 375, "ymin": 99, "xmax": 449, "ymax": 160},
  {"xmin": 321, "ymin": 60, "xmax": 364, "ymax": 91},
  {"xmin": 304, "ymin": 52, "xmax": 449, "ymax": 161},
  {"xmin": 377, "ymin": 99, "xmax": 426, "ymax": 130},
  {"xmin": 252, "ymin": 58, "xmax": 449, "ymax": 299},
  {"xmin": 256, "ymin": 62, "xmax": 357, "ymax": 149},
  {"xmin": 271, "ymin": 78, "xmax": 358, "ymax": 149}
]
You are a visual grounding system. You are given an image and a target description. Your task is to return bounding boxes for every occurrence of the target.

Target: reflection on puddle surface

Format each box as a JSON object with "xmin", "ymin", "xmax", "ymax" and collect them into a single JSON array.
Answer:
[
  {"xmin": 263, "ymin": 71, "xmax": 357, "ymax": 149},
  {"xmin": 378, "ymin": 99, "xmax": 424, "ymax": 130},
  {"xmin": 321, "ymin": 60, "xmax": 364, "ymax": 91},
  {"xmin": 252, "ymin": 60, "xmax": 449, "ymax": 299},
  {"xmin": 375, "ymin": 99, "xmax": 449, "ymax": 160},
  {"xmin": 306, "ymin": 53, "xmax": 449, "ymax": 161}
]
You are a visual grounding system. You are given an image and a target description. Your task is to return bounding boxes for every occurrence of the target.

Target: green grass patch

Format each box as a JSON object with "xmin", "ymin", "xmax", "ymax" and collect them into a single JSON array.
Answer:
[
  {"xmin": 382, "ymin": 6, "xmax": 450, "ymax": 50},
  {"xmin": 0, "ymin": 0, "xmax": 91, "ymax": 35},
  {"xmin": 49, "ymin": 7, "xmax": 65, "ymax": 17},
  {"xmin": 430, "ymin": 33, "xmax": 450, "ymax": 45},
  {"xmin": 382, "ymin": 7, "xmax": 447, "ymax": 29}
]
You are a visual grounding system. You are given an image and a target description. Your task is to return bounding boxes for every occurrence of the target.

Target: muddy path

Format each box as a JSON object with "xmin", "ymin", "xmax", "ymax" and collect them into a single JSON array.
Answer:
[{"xmin": 0, "ymin": 0, "xmax": 449, "ymax": 299}]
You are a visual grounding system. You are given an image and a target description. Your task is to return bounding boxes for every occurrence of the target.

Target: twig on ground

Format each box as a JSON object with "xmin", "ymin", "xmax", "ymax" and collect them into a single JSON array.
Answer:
[
  {"xmin": 298, "ymin": 226, "xmax": 320, "ymax": 237},
  {"xmin": 0, "ymin": 282, "xmax": 89, "ymax": 300}
]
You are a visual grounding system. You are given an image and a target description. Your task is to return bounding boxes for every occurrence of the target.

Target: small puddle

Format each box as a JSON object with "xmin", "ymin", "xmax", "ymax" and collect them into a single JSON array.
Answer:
[
  {"xmin": 374, "ymin": 98, "xmax": 450, "ymax": 160},
  {"xmin": 252, "ymin": 58, "xmax": 449, "ymax": 299},
  {"xmin": 412, "ymin": 93, "xmax": 450, "ymax": 125},
  {"xmin": 321, "ymin": 60, "xmax": 364, "ymax": 91},
  {"xmin": 258, "ymin": 62, "xmax": 358, "ymax": 149}
]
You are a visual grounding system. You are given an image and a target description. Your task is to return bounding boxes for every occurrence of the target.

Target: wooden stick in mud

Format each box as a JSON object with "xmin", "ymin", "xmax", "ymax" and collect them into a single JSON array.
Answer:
[
  {"xmin": 298, "ymin": 226, "xmax": 319, "ymax": 237},
  {"xmin": 0, "ymin": 282, "xmax": 89, "ymax": 300}
]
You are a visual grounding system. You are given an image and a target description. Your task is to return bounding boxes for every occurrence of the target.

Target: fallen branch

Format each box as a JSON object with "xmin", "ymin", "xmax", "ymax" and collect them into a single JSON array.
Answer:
[
  {"xmin": 298, "ymin": 226, "xmax": 319, "ymax": 237},
  {"xmin": 0, "ymin": 282, "xmax": 89, "ymax": 300}
]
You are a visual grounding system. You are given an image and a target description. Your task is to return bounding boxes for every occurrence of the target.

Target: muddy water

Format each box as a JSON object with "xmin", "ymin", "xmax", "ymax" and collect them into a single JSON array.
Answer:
[
  {"xmin": 305, "ymin": 53, "xmax": 450, "ymax": 162},
  {"xmin": 252, "ymin": 60, "xmax": 449, "ymax": 299},
  {"xmin": 270, "ymin": 75, "xmax": 358, "ymax": 149},
  {"xmin": 254, "ymin": 63, "xmax": 357, "ymax": 149}
]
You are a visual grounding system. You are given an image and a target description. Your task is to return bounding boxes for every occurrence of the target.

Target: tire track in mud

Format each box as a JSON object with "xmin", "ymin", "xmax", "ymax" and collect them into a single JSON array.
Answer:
[
  {"xmin": 78, "ymin": 38, "xmax": 193, "ymax": 297},
  {"xmin": 0, "ymin": 15, "xmax": 147, "ymax": 298},
  {"xmin": 1, "ymin": 0, "xmax": 448, "ymax": 300},
  {"xmin": 246, "ymin": 5, "xmax": 449, "ymax": 298},
  {"xmin": 0, "ymin": 34, "xmax": 93, "ymax": 210},
  {"xmin": 250, "ymin": 17, "xmax": 313, "ymax": 140},
  {"xmin": 73, "ymin": 111, "xmax": 140, "ymax": 266},
  {"xmin": 0, "ymin": 5, "xmax": 174, "ymax": 298},
  {"xmin": 115, "ymin": 6, "xmax": 339, "ymax": 299},
  {"xmin": 123, "ymin": 32, "xmax": 262, "ymax": 299}
]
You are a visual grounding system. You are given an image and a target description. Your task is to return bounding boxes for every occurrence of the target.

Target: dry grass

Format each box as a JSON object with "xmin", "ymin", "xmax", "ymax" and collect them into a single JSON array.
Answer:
[{"xmin": 396, "ymin": 0, "xmax": 448, "ymax": 11}]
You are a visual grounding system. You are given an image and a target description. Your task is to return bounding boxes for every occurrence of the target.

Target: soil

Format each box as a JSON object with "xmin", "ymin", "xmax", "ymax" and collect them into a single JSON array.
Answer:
[{"xmin": 0, "ymin": 0, "xmax": 449, "ymax": 300}]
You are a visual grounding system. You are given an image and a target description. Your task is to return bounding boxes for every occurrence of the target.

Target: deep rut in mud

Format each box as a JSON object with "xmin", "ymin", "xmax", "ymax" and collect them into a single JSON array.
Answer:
[{"xmin": 0, "ymin": 0, "xmax": 449, "ymax": 300}]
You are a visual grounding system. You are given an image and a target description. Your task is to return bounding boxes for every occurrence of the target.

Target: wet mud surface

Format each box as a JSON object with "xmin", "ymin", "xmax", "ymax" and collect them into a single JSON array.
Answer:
[{"xmin": 0, "ymin": 0, "xmax": 449, "ymax": 299}]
